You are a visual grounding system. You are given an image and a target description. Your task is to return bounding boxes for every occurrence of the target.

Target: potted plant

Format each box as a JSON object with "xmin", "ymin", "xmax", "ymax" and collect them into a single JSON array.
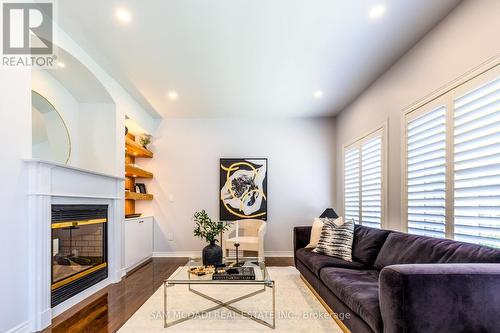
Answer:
[
  {"xmin": 193, "ymin": 210, "xmax": 228, "ymax": 266},
  {"xmin": 139, "ymin": 134, "xmax": 151, "ymax": 149}
]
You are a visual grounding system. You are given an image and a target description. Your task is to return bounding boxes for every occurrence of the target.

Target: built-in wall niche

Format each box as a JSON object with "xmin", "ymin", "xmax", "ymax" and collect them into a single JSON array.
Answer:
[{"xmin": 31, "ymin": 46, "xmax": 118, "ymax": 176}]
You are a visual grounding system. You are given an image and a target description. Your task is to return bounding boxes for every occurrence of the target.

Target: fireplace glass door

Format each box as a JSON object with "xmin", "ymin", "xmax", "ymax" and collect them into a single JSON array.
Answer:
[{"xmin": 51, "ymin": 205, "xmax": 108, "ymax": 305}]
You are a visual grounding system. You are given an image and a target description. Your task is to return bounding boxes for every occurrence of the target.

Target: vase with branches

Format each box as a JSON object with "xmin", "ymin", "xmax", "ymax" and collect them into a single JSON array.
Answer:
[{"xmin": 193, "ymin": 210, "xmax": 228, "ymax": 266}]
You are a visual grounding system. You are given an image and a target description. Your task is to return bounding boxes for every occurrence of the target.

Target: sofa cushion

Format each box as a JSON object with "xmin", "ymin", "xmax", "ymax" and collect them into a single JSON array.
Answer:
[
  {"xmin": 296, "ymin": 248, "xmax": 364, "ymax": 275},
  {"xmin": 374, "ymin": 232, "xmax": 500, "ymax": 270},
  {"xmin": 305, "ymin": 218, "xmax": 325, "ymax": 248},
  {"xmin": 353, "ymin": 225, "xmax": 391, "ymax": 267},
  {"xmin": 320, "ymin": 267, "xmax": 382, "ymax": 333},
  {"xmin": 313, "ymin": 217, "xmax": 354, "ymax": 261}
]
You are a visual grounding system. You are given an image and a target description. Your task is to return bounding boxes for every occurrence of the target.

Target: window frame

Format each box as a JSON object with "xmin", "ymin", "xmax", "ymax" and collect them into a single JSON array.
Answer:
[
  {"xmin": 402, "ymin": 60, "xmax": 500, "ymax": 241},
  {"xmin": 342, "ymin": 121, "xmax": 388, "ymax": 229}
]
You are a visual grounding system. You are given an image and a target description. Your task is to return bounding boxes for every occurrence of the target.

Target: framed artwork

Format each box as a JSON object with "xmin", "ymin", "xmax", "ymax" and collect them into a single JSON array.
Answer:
[
  {"xmin": 135, "ymin": 183, "xmax": 147, "ymax": 194},
  {"xmin": 219, "ymin": 158, "xmax": 268, "ymax": 221}
]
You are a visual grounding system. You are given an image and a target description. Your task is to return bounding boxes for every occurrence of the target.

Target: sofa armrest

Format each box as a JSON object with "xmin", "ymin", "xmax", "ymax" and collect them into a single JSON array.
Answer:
[
  {"xmin": 379, "ymin": 263, "xmax": 500, "ymax": 333},
  {"xmin": 293, "ymin": 226, "xmax": 311, "ymax": 266}
]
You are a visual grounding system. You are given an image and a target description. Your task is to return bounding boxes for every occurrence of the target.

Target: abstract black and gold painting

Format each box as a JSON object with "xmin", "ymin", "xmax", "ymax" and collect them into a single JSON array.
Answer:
[{"xmin": 219, "ymin": 158, "xmax": 268, "ymax": 221}]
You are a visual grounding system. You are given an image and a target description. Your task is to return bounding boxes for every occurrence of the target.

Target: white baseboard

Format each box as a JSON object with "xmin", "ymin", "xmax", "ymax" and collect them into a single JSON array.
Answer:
[
  {"xmin": 153, "ymin": 251, "xmax": 200, "ymax": 258},
  {"xmin": 125, "ymin": 256, "xmax": 153, "ymax": 273},
  {"xmin": 5, "ymin": 321, "xmax": 29, "ymax": 333},
  {"xmin": 153, "ymin": 251, "xmax": 293, "ymax": 258},
  {"xmin": 263, "ymin": 251, "xmax": 294, "ymax": 257}
]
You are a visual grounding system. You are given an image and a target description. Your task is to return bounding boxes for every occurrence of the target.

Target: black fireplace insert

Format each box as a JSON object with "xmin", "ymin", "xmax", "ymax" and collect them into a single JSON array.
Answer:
[{"xmin": 51, "ymin": 204, "xmax": 108, "ymax": 307}]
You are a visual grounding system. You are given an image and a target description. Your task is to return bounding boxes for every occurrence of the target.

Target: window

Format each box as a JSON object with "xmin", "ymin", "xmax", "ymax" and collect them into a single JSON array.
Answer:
[
  {"xmin": 404, "ymin": 64, "xmax": 500, "ymax": 247},
  {"xmin": 344, "ymin": 148, "xmax": 360, "ymax": 224},
  {"xmin": 344, "ymin": 125, "xmax": 386, "ymax": 228},
  {"xmin": 453, "ymin": 74, "xmax": 500, "ymax": 247},
  {"xmin": 406, "ymin": 105, "xmax": 447, "ymax": 237}
]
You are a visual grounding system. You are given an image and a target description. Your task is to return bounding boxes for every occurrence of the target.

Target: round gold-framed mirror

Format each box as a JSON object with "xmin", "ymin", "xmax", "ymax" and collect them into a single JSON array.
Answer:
[{"xmin": 32, "ymin": 91, "xmax": 71, "ymax": 164}]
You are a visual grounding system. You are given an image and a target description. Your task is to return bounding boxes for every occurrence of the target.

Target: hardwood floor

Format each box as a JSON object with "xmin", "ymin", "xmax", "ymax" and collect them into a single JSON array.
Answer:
[
  {"xmin": 265, "ymin": 256, "xmax": 294, "ymax": 266},
  {"xmin": 42, "ymin": 257, "xmax": 294, "ymax": 333}
]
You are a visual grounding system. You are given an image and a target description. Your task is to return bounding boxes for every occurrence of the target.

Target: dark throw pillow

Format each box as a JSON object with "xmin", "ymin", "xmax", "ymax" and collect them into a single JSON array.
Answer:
[{"xmin": 313, "ymin": 218, "xmax": 354, "ymax": 262}]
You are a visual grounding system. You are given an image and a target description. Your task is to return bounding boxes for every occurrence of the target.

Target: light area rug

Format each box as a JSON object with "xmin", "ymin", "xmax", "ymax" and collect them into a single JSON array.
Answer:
[{"xmin": 118, "ymin": 266, "xmax": 342, "ymax": 333}]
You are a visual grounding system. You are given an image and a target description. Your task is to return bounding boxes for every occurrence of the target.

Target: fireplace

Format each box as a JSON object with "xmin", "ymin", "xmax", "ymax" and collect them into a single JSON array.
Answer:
[{"xmin": 51, "ymin": 205, "xmax": 108, "ymax": 307}]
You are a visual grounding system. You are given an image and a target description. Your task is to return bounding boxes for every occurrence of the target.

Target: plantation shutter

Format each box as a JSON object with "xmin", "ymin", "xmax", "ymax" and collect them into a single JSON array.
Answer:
[
  {"xmin": 344, "ymin": 148, "xmax": 360, "ymax": 224},
  {"xmin": 453, "ymin": 76, "xmax": 500, "ymax": 248},
  {"xmin": 361, "ymin": 137, "xmax": 382, "ymax": 228},
  {"xmin": 406, "ymin": 105, "xmax": 447, "ymax": 237}
]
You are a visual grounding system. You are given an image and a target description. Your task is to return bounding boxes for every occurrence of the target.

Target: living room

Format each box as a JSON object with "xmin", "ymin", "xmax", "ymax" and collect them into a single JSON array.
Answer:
[{"xmin": 1, "ymin": 0, "xmax": 499, "ymax": 333}]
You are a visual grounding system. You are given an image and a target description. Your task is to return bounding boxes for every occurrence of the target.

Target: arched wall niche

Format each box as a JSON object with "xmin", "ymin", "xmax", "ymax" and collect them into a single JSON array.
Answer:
[{"xmin": 31, "ymin": 45, "xmax": 119, "ymax": 175}]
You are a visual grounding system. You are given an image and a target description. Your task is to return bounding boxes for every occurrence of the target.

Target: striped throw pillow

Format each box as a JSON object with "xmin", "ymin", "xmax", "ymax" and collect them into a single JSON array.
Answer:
[{"xmin": 312, "ymin": 218, "xmax": 354, "ymax": 261}]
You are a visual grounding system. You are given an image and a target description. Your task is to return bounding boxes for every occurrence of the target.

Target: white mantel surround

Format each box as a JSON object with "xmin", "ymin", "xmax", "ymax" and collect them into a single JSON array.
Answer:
[{"xmin": 25, "ymin": 159, "xmax": 124, "ymax": 332}]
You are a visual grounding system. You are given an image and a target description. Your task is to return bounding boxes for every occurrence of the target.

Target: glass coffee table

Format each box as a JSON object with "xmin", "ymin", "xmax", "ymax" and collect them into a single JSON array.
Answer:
[{"xmin": 164, "ymin": 257, "xmax": 275, "ymax": 329}]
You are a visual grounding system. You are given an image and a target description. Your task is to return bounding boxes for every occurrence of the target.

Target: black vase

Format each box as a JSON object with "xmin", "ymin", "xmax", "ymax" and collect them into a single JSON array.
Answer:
[{"xmin": 202, "ymin": 240, "xmax": 222, "ymax": 266}]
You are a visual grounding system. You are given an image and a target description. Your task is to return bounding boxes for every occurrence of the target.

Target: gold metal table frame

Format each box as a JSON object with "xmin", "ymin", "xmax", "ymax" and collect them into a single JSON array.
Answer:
[{"xmin": 163, "ymin": 277, "xmax": 276, "ymax": 329}]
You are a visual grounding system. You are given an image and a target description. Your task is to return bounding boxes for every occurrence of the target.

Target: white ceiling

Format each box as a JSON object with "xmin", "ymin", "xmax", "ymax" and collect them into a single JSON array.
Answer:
[{"xmin": 56, "ymin": 0, "xmax": 461, "ymax": 119}]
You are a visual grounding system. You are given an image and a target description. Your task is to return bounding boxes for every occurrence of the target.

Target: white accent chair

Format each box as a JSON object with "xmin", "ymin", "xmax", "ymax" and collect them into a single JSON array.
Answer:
[{"xmin": 222, "ymin": 219, "xmax": 266, "ymax": 260}]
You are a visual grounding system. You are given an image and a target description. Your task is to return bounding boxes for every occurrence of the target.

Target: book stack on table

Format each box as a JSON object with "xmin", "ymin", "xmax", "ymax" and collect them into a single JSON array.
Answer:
[{"xmin": 212, "ymin": 266, "xmax": 256, "ymax": 280}]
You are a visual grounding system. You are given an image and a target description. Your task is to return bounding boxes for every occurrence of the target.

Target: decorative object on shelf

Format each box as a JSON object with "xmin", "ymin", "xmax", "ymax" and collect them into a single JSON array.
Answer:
[
  {"xmin": 139, "ymin": 134, "xmax": 152, "ymax": 149},
  {"xmin": 193, "ymin": 210, "xmax": 229, "ymax": 266},
  {"xmin": 125, "ymin": 137, "xmax": 153, "ymax": 158},
  {"xmin": 219, "ymin": 158, "xmax": 268, "ymax": 221},
  {"xmin": 135, "ymin": 183, "xmax": 147, "ymax": 194}
]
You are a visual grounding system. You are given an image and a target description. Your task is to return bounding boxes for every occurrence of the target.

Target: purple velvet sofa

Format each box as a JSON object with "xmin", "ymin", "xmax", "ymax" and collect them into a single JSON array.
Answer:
[{"xmin": 294, "ymin": 225, "xmax": 500, "ymax": 333}]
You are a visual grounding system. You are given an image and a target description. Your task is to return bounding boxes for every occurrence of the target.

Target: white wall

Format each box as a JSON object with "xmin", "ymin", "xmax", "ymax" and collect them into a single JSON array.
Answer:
[
  {"xmin": 0, "ymin": 68, "xmax": 31, "ymax": 333},
  {"xmin": 137, "ymin": 117, "xmax": 336, "ymax": 255},
  {"xmin": 334, "ymin": 0, "xmax": 500, "ymax": 231},
  {"xmin": 78, "ymin": 103, "xmax": 117, "ymax": 174}
]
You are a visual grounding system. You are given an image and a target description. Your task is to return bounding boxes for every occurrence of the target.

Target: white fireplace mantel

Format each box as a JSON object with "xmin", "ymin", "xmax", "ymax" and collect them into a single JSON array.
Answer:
[{"xmin": 25, "ymin": 159, "xmax": 125, "ymax": 332}]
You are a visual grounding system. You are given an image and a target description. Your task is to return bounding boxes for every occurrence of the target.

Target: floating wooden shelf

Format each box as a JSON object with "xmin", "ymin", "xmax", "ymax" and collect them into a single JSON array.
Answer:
[
  {"xmin": 125, "ymin": 191, "xmax": 154, "ymax": 201},
  {"xmin": 125, "ymin": 137, "xmax": 153, "ymax": 158},
  {"xmin": 125, "ymin": 164, "xmax": 153, "ymax": 178},
  {"xmin": 125, "ymin": 132, "xmax": 154, "ymax": 217}
]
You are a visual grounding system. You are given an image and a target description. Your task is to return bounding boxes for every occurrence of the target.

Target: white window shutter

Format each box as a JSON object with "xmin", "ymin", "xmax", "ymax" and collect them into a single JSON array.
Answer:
[
  {"xmin": 453, "ymin": 76, "xmax": 500, "ymax": 248},
  {"xmin": 407, "ymin": 106, "xmax": 447, "ymax": 238},
  {"xmin": 361, "ymin": 137, "xmax": 382, "ymax": 228},
  {"xmin": 344, "ymin": 148, "xmax": 360, "ymax": 224}
]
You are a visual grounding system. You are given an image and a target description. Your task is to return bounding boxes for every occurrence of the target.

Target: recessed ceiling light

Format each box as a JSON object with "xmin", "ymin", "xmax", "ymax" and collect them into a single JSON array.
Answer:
[
  {"xmin": 115, "ymin": 8, "xmax": 132, "ymax": 23},
  {"xmin": 56, "ymin": 61, "xmax": 65, "ymax": 68},
  {"xmin": 368, "ymin": 4, "xmax": 386, "ymax": 20},
  {"xmin": 168, "ymin": 91, "xmax": 178, "ymax": 100},
  {"xmin": 313, "ymin": 90, "xmax": 324, "ymax": 99}
]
